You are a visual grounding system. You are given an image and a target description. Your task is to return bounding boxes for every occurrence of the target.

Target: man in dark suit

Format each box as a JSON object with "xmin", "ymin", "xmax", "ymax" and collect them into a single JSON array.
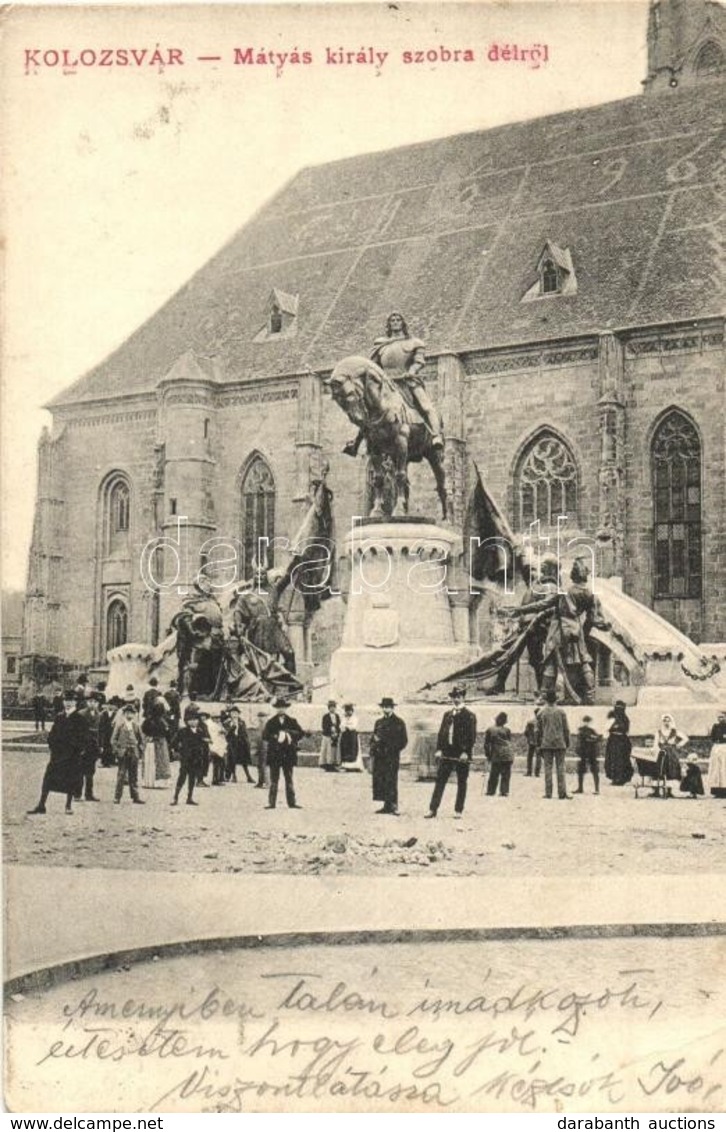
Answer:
[
  {"xmin": 171, "ymin": 708, "xmax": 208, "ymax": 806},
  {"xmin": 98, "ymin": 697, "xmax": 119, "ymax": 766},
  {"xmin": 224, "ymin": 706, "xmax": 253, "ymax": 783},
  {"xmin": 164, "ymin": 679, "xmax": 181, "ymax": 740},
  {"xmin": 425, "ymin": 685, "xmax": 478, "ymax": 819},
  {"xmin": 77, "ymin": 691, "xmax": 102, "ymax": 801},
  {"xmin": 263, "ymin": 698, "xmax": 305, "ymax": 810},
  {"xmin": 28, "ymin": 695, "xmax": 83, "ymax": 815},
  {"xmin": 371, "ymin": 696, "xmax": 408, "ymax": 815}
]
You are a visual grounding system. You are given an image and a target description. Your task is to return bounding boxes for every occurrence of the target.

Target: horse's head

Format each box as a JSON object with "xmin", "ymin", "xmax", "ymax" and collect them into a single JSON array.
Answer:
[{"xmin": 327, "ymin": 356, "xmax": 386, "ymax": 426}]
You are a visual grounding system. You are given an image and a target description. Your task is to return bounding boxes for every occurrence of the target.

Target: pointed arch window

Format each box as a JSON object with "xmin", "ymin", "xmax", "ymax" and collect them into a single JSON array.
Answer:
[
  {"xmin": 112, "ymin": 482, "xmax": 130, "ymax": 532},
  {"xmin": 106, "ymin": 598, "xmax": 128, "ymax": 651},
  {"xmin": 101, "ymin": 473, "xmax": 131, "ymax": 557},
  {"xmin": 515, "ymin": 430, "xmax": 578, "ymax": 529},
  {"xmin": 652, "ymin": 411, "xmax": 702, "ymax": 599},
  {"xmin": 241, "ymin": 456, "xmax": 276, "ymax": 576}
]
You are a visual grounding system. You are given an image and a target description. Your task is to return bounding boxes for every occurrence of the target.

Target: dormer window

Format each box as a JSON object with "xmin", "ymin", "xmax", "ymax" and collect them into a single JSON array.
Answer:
[
  {"xmin": 254, "ymin": 288, "xmax": 299, "ymax": 342},
  {"xmin": 522, "ymin": 240, "xmax": 577, "ymax": 302}
]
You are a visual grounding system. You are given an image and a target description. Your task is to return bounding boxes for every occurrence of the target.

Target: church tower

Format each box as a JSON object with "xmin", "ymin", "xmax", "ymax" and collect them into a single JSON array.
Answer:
[{"xmin": 644, "ymin": 0, "xmax": 726, "ymax": 91}]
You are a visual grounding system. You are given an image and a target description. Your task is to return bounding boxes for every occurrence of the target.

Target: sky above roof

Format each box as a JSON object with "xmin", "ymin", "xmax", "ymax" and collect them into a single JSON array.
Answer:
[
  {"xmin": 1, "ymin": 0, "xmax": 651, "ymax": 589},
  {"xmin": 48, "ymin": 78, "xmax": 724, "ymax": 409}
]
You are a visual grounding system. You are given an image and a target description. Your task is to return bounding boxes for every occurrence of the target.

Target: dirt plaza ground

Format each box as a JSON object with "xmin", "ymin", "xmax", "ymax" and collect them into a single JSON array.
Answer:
[{"xmin": 3, "ymin": 746, "xmax": 725, "ymax": 877}]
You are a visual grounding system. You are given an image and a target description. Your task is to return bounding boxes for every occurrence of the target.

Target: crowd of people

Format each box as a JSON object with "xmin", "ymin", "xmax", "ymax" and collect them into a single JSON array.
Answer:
[
  {"xmin": 516, "ymin": 696, "xmax": 726, "ymax": 803},
  {"xmin": 27, "ymin": 677, "xmax": 262, "ymax": 815},
  {"xmin": 24, "ymin": 675, "xmax": 726, "ymax": 819}
]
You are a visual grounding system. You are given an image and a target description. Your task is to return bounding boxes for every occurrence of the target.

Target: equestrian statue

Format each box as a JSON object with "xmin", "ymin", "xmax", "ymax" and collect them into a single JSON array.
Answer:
[
  {"xmin": 326, "ymin": 311, "xmax": 447, "ymax": 520},
  {"xmin": 327, "ymin": 354, "xmax": 448, "ymax": 519}
]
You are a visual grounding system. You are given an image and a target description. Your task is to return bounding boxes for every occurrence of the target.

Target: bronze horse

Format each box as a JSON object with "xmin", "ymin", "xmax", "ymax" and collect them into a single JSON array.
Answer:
[{"xmin": 326, "ymin": 355, "xmax": 448, "ymax": 519}]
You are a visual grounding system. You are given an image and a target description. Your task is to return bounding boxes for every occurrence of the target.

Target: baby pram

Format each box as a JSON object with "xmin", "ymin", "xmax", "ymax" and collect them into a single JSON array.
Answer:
[{"xmin": 631, "ymin": 744, "xmax": 683, "ymax": 798}]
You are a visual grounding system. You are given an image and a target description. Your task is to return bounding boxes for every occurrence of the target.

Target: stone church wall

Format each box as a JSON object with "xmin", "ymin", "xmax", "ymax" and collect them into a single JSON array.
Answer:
[
  {"xmin": 463, "ymin": 349, "xmax": 602, "ymax": 545},
  {"xmin": 50, "ymin": 402, "xmax": 157, "ymax": 667},
  {"xmin": 623, "ymin": 333, "xmax": 725, "ymax": 643}
]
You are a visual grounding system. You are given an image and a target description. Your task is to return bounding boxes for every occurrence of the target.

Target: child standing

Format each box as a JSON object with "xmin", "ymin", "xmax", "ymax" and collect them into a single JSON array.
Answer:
[
  {"xmin": 524, "ymin": 709, "xmax": 541, "ymax": 777},
  {"xmin": 680, "ymin": 753, "xmax": 705, "ymax": 798}
]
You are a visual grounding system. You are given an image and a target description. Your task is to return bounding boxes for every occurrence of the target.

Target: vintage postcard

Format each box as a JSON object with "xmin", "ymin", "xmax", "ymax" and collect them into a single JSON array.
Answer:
[{"xmin": 2, "ymin": 0, "xmax": 725, "ymax": 1116}]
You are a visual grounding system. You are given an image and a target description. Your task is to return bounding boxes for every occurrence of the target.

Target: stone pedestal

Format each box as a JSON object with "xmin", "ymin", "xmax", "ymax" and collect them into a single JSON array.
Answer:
[{"xmin": 329, "ymin": 521, "xmax": 474, "ymax": 704}]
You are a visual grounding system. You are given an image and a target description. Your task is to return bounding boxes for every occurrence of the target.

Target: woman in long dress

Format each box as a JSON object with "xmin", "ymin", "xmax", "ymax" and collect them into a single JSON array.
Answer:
[
  {"xmin": 340, "ymin": 704, "xmax": 364, "ymax": 772},
  {"xmin": 604, "ymin": 700, "xmax": 633, "ymax": 785},
  {"xmin": 707, "ymin": 711, "xmax": 726, "ymax": 798},
  {"xmin": 653, "ymin": 713, "xmax": 687, "ymax": 798}
]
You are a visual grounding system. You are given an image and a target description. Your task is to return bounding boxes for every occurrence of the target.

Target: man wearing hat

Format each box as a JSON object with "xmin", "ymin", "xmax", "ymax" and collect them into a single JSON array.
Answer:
[
  {"xmin": 425, "ymin": 686, "xmax": 477, "ymax": 819},
  {"xmin": 370, "ymin": 697, "xmax": 408, "ymax": 815},
  {"xmin": 535, "ymin": 689, "xmax": 572, "ymax": 800},
  {"xmin": 112, "ymin": 702, "xmax": 145, "ymax": 805},
  {"xmin": 195, "ymin": 709, "xmax": 213, "ymax": 786},
  {"xmin": 319, "ymin": 699, "xmax": 342, "ymax": 772},
  {"xmin": 27, "ymin": 695, "xmax": 84, "ymax": 815},
  {"xmin": 182, "ymin": 702, "xmax": 211, "ymax": 785},
  {"xmin": 99, "ymin": 696, "xmax": 121, "ymax": 766},
  {"xmin": 262, "ymin": 698, "xmax": 305, "ymax": 809},
  {"xmin": 223, "ymin": 707, "xmax": 253, "ymax": 784},
  {"xmin": 77, "ymin": 691, "xmax": 102, "ymax": 802},
  {"xmin": 574, "ymin": 714, "xmax": 601, "ymax": 795},
  {"xmin": 170, "ymin": 708, "xmax": 208, "ymax": 805},
  {"xmin": 110, "ymin": 688, "xmax": 137, "ymax": 750},
  {"xmin": 164, "ymin": 679, "xmax": 181, "ymax": 741}
]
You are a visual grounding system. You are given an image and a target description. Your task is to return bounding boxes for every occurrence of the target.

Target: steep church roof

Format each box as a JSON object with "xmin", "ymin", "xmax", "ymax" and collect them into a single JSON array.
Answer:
[{"xmin": 51, "ymin": 80, "xmax": 725, "ymax": 408}]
